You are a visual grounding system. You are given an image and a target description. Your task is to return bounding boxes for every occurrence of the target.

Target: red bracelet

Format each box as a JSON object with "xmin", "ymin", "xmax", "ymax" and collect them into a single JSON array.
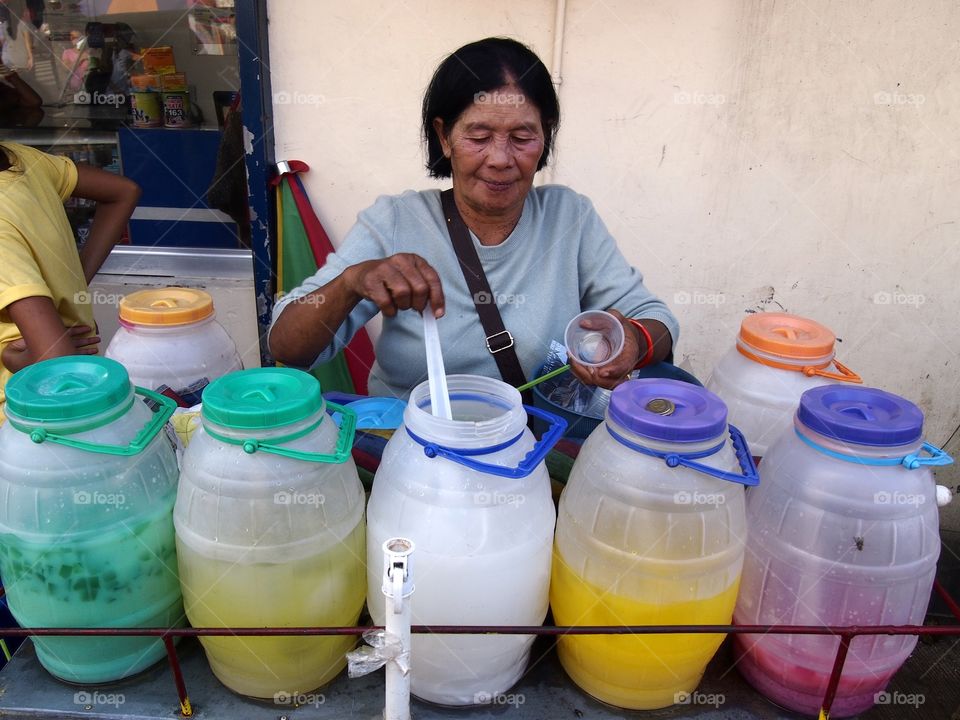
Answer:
[{"xmin": 628, "ymin": 318, "xmax": 655, "ymax": 369}]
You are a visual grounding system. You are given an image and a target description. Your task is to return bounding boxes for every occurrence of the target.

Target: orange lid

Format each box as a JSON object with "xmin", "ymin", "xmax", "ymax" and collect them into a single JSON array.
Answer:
[
  {"xmin": 119, "ymin": 288, "xmax": 213, "ymax": 326},
  {"xmin": 738, "ymin": 312, "xmax": 836, "ymax": 361}
]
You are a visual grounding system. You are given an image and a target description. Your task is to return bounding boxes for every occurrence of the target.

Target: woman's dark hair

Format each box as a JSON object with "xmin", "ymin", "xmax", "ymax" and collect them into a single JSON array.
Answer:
[{"xmin": 422, "ymin": 37, "xmax": 560, "ymax": 179}]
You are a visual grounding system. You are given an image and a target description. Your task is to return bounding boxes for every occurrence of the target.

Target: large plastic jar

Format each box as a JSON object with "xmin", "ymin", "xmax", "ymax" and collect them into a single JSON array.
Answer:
[
  {"xmin": 552, "ymin": 379, "xmax": 755, "ymax": 709},
  {"xmin": 366, "ymin": 374, "xmax": 565, "ymax": 706},
  {"xmin": 174, "ymin": 368, "xmax": 365, "ymax": 699},
  {"xmin": 105, "ymin": 287, "xmax": 242, "ymax": 406},
  {"xmin": 706, "ymin": 312, "xmax": 861, "ymax": 458},
  {"xmin": 0, "ymin": 356, "xmax": 183, "ymax": 683},
  {"xmin": 734, "ymin": 385, "xmax": 953, "ymax": 717}
]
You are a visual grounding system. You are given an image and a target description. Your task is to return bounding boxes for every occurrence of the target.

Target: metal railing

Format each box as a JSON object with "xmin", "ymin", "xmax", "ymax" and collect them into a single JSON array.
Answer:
[{"xmin": 1, "ymin": 579, "xmax": 958, "ymax": 718}]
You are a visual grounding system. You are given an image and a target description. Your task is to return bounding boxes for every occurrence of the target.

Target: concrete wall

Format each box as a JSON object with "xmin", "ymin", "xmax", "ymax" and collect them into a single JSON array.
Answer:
[{"xmin": 266, "ymin": 0, "xmax": 960, "ymax": 457}]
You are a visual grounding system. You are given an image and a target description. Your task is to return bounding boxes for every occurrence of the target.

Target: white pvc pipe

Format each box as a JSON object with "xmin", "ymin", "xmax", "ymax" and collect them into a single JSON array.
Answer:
[
  {"xmin": 551, "ymin": 0, "xmax": 567, "ymax": 89},
  {"xmin": 382, "ymin": 538, "xmax": 415, "ymax": 720},
  {"xmin": 544, "ymin": 0, "xmax": 567, "ymax": 184}
]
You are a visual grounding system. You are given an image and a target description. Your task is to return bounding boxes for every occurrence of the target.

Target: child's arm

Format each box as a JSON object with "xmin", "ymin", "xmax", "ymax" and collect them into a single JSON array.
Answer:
[
  {"xmin": 73, "ymin": 165, "xmax": 141, "ymax": 284},
  {"xmin": 1, "ymin": 297, "xmax": 99, "ymax": 372}
]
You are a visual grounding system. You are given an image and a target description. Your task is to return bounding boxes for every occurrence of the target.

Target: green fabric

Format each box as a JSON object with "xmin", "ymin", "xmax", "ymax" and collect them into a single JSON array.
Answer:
[
  {"xmin": 357, "ymin": 465, "xmax": 376, "ymax": 493},
  {"xmin": 280, "ymin": 180, "xmax": 355, "ymax": 394},
  {"xmin": 545, "ymin": 448, "xmax": 575, "ymax": 485}
]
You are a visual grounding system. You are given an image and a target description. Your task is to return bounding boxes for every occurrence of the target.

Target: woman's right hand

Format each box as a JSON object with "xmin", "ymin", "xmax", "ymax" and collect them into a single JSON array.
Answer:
[
  {"xmin": 344, "ymin": 253, "xmax": 445, "ymax": 318},
  {"xmin": 269, "ymin": 253, "xmax": 445, "ymax": 367}
]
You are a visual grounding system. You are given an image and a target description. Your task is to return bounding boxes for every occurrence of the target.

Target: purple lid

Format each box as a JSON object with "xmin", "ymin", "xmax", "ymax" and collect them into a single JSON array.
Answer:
[
  {"xmin": 608, "ymin": 379, "xmax": 728, "ymax": 443},
  {"xmin": 797, "ymin": 386, "xmax": 923, "ymax": 447}
]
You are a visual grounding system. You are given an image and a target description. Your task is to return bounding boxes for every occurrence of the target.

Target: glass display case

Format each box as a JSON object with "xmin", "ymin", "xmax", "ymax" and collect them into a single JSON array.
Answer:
[
  {"xmin": 1, "ymin": 0, "xmax": 273, "ymax": 358},
  {"xmin": 0, "ymin": 0, "xmax": 243, "ymax": 249}
]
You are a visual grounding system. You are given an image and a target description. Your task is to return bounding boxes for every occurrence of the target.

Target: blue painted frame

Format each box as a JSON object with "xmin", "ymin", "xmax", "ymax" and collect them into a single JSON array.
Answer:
[{"xmin": 236, "ymin": 0, "xmax": 276, "ymax": 364}]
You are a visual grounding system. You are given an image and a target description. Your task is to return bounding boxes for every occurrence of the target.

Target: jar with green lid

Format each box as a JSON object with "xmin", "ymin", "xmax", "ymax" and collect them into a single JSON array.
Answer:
[
  {"xmin": 0, "ymin": 356, "xmax": 183, "ymax": 683},
  {"xmin": 174, "ymin": 367, "xmax": 365, "ymax": 698}
]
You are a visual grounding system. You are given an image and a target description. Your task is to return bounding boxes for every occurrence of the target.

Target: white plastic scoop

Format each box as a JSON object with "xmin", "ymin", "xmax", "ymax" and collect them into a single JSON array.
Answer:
[{"xmin": 422, "ymin": 304, "xmax": 452, "ymax": 419}]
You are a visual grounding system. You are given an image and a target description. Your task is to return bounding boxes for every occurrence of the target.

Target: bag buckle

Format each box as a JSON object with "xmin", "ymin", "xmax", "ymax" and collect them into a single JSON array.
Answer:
[{"xmin": 485, "ymin": 330, "xmax": 514, "ymax": 354}]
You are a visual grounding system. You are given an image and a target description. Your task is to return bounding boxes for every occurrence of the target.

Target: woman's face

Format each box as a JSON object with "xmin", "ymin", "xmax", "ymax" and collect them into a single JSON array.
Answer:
[{"xmin": 434, "ymin": 84, "xmax": 545, "ymax": 220}]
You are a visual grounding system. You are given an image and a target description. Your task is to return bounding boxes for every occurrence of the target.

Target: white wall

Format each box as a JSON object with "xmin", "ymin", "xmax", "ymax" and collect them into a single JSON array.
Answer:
[{"xmin": 267, "ymin": 0, "xmax": 960, "ymax": 451}]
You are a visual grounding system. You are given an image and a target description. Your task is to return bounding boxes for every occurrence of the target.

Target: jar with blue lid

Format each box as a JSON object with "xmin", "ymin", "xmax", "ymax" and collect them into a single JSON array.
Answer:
[
  {"xmin": 366, "ymin": 374, "xmax": 566, "ymax": 706},
  {"xmin": 734, "ymin": 385, "xmax": 953, "ymax": 717}
]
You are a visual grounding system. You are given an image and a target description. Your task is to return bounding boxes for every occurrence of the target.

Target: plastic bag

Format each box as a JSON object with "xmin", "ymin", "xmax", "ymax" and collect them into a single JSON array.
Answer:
[
  {"xmin": 345, "ymin": 629, "xmax": 410, "ymax": 678},
  {"xmin": 539, "ymin": 340, "xmax": 613, "ymax": 418}
]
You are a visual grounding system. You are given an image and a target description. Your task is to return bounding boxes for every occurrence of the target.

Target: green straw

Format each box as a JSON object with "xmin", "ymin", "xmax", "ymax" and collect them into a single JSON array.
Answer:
[
  {"xmin": 0, "ymin": 638, "xmax": 11, "ymax": 662},
  {"xmin": 516, "ymin": 364, "xmax": 571, "ymax": 393}
]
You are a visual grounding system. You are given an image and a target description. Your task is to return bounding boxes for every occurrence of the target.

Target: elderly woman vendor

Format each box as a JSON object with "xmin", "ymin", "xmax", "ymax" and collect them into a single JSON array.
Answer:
[{"xmin": 269, "ymin": 37, "xmax": 678, "ymax": 398}]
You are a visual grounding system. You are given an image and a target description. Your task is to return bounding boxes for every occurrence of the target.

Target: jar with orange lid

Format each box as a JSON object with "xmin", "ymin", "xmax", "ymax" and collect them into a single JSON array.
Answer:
[
  {"xmin": 705, "ymin": 312, "xmax": 862, "ymax": 459},
  {"xmin": 104, "ymin": 287, "xmax": 242, "ymax": 406}
]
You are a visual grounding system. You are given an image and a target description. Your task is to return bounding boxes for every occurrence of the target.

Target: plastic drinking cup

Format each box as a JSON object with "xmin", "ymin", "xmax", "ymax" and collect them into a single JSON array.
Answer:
[{"xmin": 565, "ymin": 311, "xmax": 625, "ymax": 367}]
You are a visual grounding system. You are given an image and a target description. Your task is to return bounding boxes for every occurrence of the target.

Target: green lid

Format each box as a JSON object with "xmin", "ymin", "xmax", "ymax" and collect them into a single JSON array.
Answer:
[
  {"xmin": 201, "ymin": 368, "xmax": 323, "ymax": 430},
  {"xmin": 5, "ymin": 356, "xmax": 132, "ymax": 423}
]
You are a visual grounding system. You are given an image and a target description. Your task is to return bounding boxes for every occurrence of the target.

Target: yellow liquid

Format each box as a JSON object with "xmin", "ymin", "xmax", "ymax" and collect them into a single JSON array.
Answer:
[
  {"xmin": 551, "ymin": 550, "xmax": 740, "ymax": 710},
  {"xmin": 177, "ymin": 521, "xmax": 366, "ymax": 698}
]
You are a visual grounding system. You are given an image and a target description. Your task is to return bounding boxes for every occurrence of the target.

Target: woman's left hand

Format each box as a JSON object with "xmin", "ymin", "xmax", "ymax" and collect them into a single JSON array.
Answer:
[{"xmin": 567, "ymin": 309, "xmax": 643, "ymax": 390}]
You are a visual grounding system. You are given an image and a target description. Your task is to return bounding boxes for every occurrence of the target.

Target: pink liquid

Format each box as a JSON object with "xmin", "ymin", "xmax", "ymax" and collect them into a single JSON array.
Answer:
[{"xmin": 734, "ymin": 636, "xmax": 897, "ymax": 718}]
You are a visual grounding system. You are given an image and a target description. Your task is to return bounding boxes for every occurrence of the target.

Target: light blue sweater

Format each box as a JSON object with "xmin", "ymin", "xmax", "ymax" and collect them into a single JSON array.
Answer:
[{"xmin": 270, "ymin": 185, "xmax": 679, "ymax": 399}]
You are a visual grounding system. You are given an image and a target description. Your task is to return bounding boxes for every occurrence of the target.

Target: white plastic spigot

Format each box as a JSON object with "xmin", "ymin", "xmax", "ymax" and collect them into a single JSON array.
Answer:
[
  {"xmin": 382, "ymin": 538, "xmax": 415, "ymax": 614},
  {"xmin": 381, "ymin": 538, "xmax": 414, "ymax": 720}
]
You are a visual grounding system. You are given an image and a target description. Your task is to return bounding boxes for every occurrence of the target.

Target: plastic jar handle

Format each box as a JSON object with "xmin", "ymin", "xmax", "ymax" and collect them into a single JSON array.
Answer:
[
  {"xmin": 665, "ymin": 425, "xmax": 760, "ymax": 486},
  {"xmin": 796, "ymin": 430, "xmax": 955, "ymax": 470},
  {"xmin": 803, "ymin": 357, "xmax": 863, "ymax": 383},
  {"xmin": 26, "ymin": 387, "xmax": 177, "ymax": 457},
  {"xmin": 740, "ymin": 345, "xmax": 862, "ymax": 384},
  {"xmin": 420, "ymin": 404, "xmax": 568, "ymax": 479},
  {"xmin": 605, "ymin": 423, "xmax": 760, "ymax": 486},
  {"xmin": 221, "ymin": 401, "xmax": 357, "ymax": 464},
  {"xmin": 902, "ymin": 442, "xmax": 954, "ymax": 469}
]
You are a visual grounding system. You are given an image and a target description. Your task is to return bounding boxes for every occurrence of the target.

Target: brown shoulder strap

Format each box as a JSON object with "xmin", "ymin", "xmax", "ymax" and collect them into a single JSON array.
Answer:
[{"xmin": 440, "ymin": 189, "xmax": 529, "ymax": 390}]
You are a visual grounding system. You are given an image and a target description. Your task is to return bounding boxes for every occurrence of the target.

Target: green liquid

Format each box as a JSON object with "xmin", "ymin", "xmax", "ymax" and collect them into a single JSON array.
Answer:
[{"xmin": 0, "ymin": 498, "xmax": 185, "ymax": 683}]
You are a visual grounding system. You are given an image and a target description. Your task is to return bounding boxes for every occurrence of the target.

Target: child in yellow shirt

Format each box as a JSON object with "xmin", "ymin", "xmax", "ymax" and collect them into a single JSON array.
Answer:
[{"xmin": 0, "ymin": 142, "xmax": 140, "ymax": 421}]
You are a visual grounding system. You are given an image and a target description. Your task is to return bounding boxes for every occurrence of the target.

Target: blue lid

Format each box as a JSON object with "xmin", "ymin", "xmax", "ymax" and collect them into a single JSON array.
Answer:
[
  {"xmin": 608, "ymin": 379, "xmax": 728, "ymax": 443},
  {"xmin": 797, "ymin": 386, "xmax": 923, "ymax": 447},
  {"xmin": 341, "ymin": 397, "xmax": 406, "ymax": 430}
]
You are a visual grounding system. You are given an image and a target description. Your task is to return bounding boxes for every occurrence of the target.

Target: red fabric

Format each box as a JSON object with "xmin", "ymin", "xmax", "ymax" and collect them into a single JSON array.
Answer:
[
  {"xmin": 268, "ymin": 159, "xmax": 310, "ymax": 187},
  {"xmin": 351, "ymin": 447, "xmax": 382, "ymax": 475},
  {"xmin": 289, "ymin": 175, "xmax": 334, "ymax": 267}
]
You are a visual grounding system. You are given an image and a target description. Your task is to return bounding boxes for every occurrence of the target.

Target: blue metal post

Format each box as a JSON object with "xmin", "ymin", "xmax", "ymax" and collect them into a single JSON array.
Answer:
[{"xmin": 236, "ymin": 0, "xmax": 276, "ymax": 364}]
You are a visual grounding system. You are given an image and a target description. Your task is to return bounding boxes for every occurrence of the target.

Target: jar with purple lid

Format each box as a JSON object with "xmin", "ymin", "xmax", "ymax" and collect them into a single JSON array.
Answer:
[
  {"xmin": 734, "ymin": 385, "xmax": 953, "ymax": 717},
  {"xmin": 551, "ymin": 378, "xmax": 757, "ymax": 709}
]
